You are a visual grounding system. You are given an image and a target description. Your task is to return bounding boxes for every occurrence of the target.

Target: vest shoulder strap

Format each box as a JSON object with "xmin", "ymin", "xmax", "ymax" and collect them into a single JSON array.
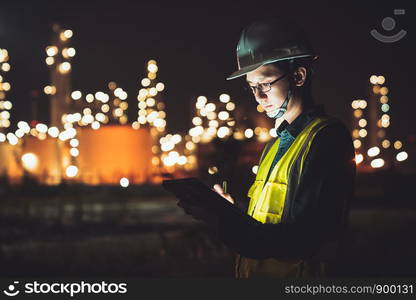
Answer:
[{"xmin": 258, "ymin": 137, "xmax": 278, "ymax": 166}]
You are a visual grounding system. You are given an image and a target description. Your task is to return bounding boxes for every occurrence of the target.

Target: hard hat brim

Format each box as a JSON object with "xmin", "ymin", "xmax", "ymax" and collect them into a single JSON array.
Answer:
[
  {"xmin": 226, "ymin": 54, "xmax": 318, "ymax": 81},
  {"xmin": 226, "ymin": 62, "xmax": 264, "ymax": 80}
]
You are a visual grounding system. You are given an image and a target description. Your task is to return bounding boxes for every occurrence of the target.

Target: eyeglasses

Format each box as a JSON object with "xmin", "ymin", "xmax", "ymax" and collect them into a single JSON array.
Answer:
[{"xmin": 247, "ymin": 73, "xmax": 288, "ymax": 94}]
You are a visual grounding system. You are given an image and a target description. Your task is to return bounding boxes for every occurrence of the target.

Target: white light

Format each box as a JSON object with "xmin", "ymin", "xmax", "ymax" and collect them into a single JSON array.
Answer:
[
  {"xmin": 359, "ymin": 100, "xmax": 367, "ymax": 109},
  {"xmin": 21, "ymin": 153, "xmax": 39, "ymax": 171},
  {"xmin": 58, "ymin": 62, "xmax": 71, "ymax": 74},
  {"xmin": 70, "ymin": 139, "xmax": 79, "ymax": 147},
  {"xmin": 141, "ymin": 78, "xmax": 151, "ymax": 87},
  {"xmin": 178, "ymin": 156, "xmax": 187, "ymax": 165},
  {"xmin": 91, "ymin": 121, "xmax": 100, "ymax": 130},
  {"xmin": 161, "ymin": 142, "xmax": 174, "ymax": 152},
  {"xmin": 147, "ymin": 63, "xmax": 158, "ymax": 73},
  {"xmin": 192, "ymin": 117, "xmax": 202, "ymax": 126},
  {"xmin": 154, "ymin": 118, "xmax": 166, "ymax": 128},
  {"xmin": 156, "ymin": 82, "xmax": 165, "ymax": 91},
  {"xmin": 381, "ymin": 114, "xmax": 390, "ymax": 121},
  {"xmin": 94, "ymin": 91, "xmax": 102, "ymax": 101},
  {"xmin": 172, "ymin": 134, "xmax": 182, "ymax": 144},
  {"xmin": 226, "ymin": 102, "xmax": 235, "ymax": 111},
  {"xmin": 63, "ymin": 29, "xmax": 73, "ymax": 39},
  {"xmin": 138, "ymin": 88, "xmax": 148, "ymax": 98},
  {"xmin": 119, "ymin": 91, "xmax": 128, "ymax": 100},
  {"xmin": 168, "ymin": 151, "xmax": 179, "ymax": 161},
  {"xmin": 396, "ymin": 151, "xmax": 408, "ymax": 162},
  {"xmin": 377, "ymin": 76, "xmax": 385, "ymax": 85},
  {"xmin": 1, "ymin": 63, "xmax": 10, "ymax": 72},
  {"xmin": 367, "ymin": 146, "xmax": 380, "ymax": 157},
  {"xmin": 70, "ymin": 148, "xmax": 79, "ymax": 157},
  {"xmin": 146, "ymin": 98, "xmax": 155, "ymax": 107},
  {"xmin": 46, "ymin": 46, "xmax": 58, "ymax": 56},
  {"xmin": 73, "ymin": 113, "xmax": 81, "ymax": 122},
  {"xmin": 355, "ymin": 153, "xmax": 364, "ymax": 164},
  {"xmin": 370, "ymin": 158, "xmax": 384, "ymax": 168},
  {"xmin": 217, "ymin": 126, "xmax": 230, "ymax": 138},
  {"xmin": 245, "ymin": 128, "xmax": 254, "ymax": 138},
  {"xmin": 185, "ymin": 141, "xmax": 195, "ymax": 151},
  {"xmin": 252, "ymin": 165, "xmax": 258, "ymax": 174},
  {"xmin": 15, "ymin": 129, "xmax": 25, "ymax": 138},
  {"xmin": 209, "ymin": 120, "xmax": 219, "ymax": 128},
  {"xmin": 3, "ymin": 101, "xmax": 12, "ymax": 110},
  {"xmin": 1, "ymin": 119, "xmax": 10, "ymax": 127},
  {"xmin": 86, "ymin": 94, "xmax": 94, "ymax": 103},
  {"xmin": 148, "ymin": 88, "xmax": 157, "ymax": 97},
  {"xmin": 219, "ymin": 93, "xmax": 230, "ymax": 103},
  {"xmin": 82, "ymin": 115, "xmax": 94, "ymax": 124},
  {"xmin": 67, "ymin": 47, "xmax": 76, "ymax": 57},
  {"xmin": 101, "ymin": 104, "xmax": 110, "ymax": 113},
  {"xmin": 71, "ymin": 91, "xmax": 82, "ymax": 100},
  {"xmin": 206, "ymin": 103, "xmax": 216, "ymax": 112},
  {"xmin": 45, "ymin": 57, "xmax": 55, "ymax": 65},
  {"xmin": 120, "ymin": 177, "xmax": 129, "ymax": 187},
  {"xmin": 48, "ymin": 127, "xmax": 59, "ymax": 137},
  {"xmin": 0, "ymin": 133, "xmax": 5, "ymax": 142},
  {"xmin": 66, "ymin": 165, "xmax": 78, "ymax": 177},
  {"xmin": 17, "ymin": 121, "xmax": 29, "ymax": 129},
  {"xmin": 207, "ymin": 111, "xmax": 217, "ymax": 120},
  {"xmin": 36, "ymin": 123, "xmax": 48, "ymax": 133},
  {"xmin": 6, "ymin": 133, "xmax": 18, "ymax": 145},
  {"xmin": 358, "ymin": 119, "xmax": 367, "ymax": 127},
  {"xmin": 0, "ymin": 111, "xmax": 10, "ymax": 119},
  {"xmin": 358, "ymin": 129, "xmax": 367, "ymax": 138},
  {"xmin": 353, "ymin": 140, "xmax": 362, "ymax": 149},
  {"xmin": 369, "ymin": 75, "xmax": 378, "ymax": 84},
  {"xmin": 381, "ymin": 103, "xmax": 390, "ymax": 112},
  {"xmin": 218, "ymin": 111, "xmax": 229, "ymax": 120},
  {"xmin": 196, "ymin": 100, "xmax": 206, "ymax": 109},
  {"xmin": 147, "ymin": 111, "xmax": 158, "ymax": 123}
]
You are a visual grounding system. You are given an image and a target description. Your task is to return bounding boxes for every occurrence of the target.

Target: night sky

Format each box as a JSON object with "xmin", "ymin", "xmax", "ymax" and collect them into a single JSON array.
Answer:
[{"xmin": 1, "ymin": 0, "xmax": 415, "ymax": 143}]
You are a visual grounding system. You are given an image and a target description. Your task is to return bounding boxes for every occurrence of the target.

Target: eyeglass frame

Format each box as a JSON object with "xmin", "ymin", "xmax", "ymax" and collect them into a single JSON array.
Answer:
[{"xmin": 247, "ymin": 73, "xmax": 288, "ymax": 94}]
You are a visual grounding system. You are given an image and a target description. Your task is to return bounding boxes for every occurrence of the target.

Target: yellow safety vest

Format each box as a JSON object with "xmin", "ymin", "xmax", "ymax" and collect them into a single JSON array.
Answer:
[{"xmin": 237, "ymin": 117, "xmax": 333, "ymax": 278}]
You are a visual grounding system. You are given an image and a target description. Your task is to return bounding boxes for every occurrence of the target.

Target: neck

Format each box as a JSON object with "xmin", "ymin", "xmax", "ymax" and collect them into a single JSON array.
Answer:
[{"xmin": 284, "ymin": 94, "xmax": 304, "ymax": 124}]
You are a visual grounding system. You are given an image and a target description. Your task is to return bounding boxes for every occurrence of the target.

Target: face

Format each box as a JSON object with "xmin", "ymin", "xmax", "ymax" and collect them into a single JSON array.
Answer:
[{"xmin": 246, "ymin": 64, "xmax": 290, "ymax": 115}]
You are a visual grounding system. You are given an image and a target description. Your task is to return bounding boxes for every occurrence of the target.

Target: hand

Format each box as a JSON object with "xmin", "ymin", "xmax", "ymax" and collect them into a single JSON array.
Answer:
[
  {"xmin": 177, "ymin": 200, "xmax": 219, "ymax": 227},
  {"xmin": 212, "ymin": 184, "xmax": 234, "ymax": 204}
]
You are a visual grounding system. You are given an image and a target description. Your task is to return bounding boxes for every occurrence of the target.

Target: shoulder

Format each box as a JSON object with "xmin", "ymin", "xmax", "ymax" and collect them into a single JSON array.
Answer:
[
  {"xmin": 316, "ymin": 116, "xmax": 352, "ymax": 143},
  {"xmin": 309, "ymin": 116, "xmax": 355, "ymax": 160}
]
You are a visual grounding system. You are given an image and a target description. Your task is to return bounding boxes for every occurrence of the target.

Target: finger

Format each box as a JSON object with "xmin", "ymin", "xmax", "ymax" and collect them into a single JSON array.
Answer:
[{"xmin": 213, "ymin": 184, "xmax": 224, "ymax": 194}]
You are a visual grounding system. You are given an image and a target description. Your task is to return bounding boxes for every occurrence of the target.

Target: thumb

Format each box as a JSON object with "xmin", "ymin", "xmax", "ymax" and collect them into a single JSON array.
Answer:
[{"xmin": 213, "ymin": 184, "xmax": 224, "ymax": 194}]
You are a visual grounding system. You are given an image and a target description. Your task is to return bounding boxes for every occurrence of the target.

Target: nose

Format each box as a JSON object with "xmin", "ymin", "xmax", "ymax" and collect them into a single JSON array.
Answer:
[{"xmin": 254, "ymin": 89, "xmax": 268, "ymax": 103}]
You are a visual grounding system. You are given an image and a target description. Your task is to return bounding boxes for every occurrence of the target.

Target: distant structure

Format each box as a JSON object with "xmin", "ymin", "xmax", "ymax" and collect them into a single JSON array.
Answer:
[
  {"xmin": 351, "ymin": 75, "xmax": 408, "ymax": 171},
  {"xmin": 0, "ymin": 48, "xmax": 12, "ymax": 132}
]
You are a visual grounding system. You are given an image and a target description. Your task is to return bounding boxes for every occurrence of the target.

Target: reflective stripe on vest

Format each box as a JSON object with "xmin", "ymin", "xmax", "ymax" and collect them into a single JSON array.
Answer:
[{"xmin": 247, "ymin": 117, "xmax": 332, "ymax": 224}]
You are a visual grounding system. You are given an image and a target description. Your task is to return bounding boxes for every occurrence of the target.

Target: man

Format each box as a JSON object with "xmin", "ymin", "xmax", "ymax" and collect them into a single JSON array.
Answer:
[{"xmin": 178, "ymin": 17, "xmax": 356, "ymax": 278}]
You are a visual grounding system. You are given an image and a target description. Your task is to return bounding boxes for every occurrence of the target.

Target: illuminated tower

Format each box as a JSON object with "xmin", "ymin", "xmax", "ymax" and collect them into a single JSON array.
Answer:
[
  {"xmin": 45, "ymin": 24, "xmax": 76, "ymax": 129},
  {"xmin": 352, "ymin": 75, "xmax": 409, "ymax": 170},
  {"xmin": 0, "ymin": 48, "xmax": 12, "ymax": 132}
]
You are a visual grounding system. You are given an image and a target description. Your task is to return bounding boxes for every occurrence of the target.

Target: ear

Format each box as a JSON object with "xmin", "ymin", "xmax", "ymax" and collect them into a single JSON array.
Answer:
[{"xmin": 293, "ymin": 67, "xmax": 307, "ymax": 87}]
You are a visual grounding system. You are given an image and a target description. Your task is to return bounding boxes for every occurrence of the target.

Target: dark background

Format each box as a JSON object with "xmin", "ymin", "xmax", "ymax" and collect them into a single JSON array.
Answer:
[
  {"xmin": 1, "ymin": 0, "xmax": 416, "ymax": 279},
  {"xmin": 0, "ymin": 0, "xmax": 414, "ymax": 141}
]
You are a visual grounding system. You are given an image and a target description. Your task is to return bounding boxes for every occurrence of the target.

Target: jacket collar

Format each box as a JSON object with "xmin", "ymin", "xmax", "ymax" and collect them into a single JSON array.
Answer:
[{"xmin": 276, "ymin": 104, "xmax": 326, "ymax": 138}]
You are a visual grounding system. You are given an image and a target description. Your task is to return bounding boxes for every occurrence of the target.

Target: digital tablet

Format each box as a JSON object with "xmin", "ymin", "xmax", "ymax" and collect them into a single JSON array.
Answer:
[{"xmin": 162, "ymin": 177, "xmax": 251, "ymax": 219}]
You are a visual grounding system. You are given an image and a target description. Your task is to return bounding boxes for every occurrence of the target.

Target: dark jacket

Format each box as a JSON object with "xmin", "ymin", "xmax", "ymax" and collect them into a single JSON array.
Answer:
[{"xmin": 217, "ymin": 105, "xmax": 356, "ymax": 262}]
